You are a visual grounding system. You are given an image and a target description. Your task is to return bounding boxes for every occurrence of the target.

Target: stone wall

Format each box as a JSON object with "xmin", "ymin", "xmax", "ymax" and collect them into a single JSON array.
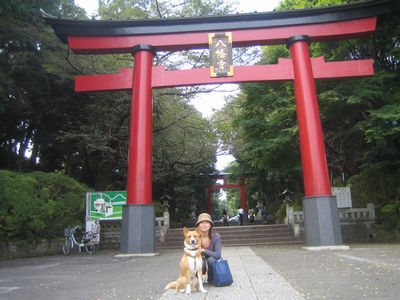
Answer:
[
  {"xmin": 292, "ymin": 221, "xmax": 377, "ymax": 243},
  {"xmin": 290, "ymin": 203, "xmax": 378, "ymax": 243},
  {"xmin": 340, "ymin": 222, "xmax": 376, "ymax": 243},
  {"xmin": 0, "ymin": 238, "xmax": 64, "ymax": 260},
  {"xmin": 0, "ymin": 214, "xmax": 170, "ymax": 260}
]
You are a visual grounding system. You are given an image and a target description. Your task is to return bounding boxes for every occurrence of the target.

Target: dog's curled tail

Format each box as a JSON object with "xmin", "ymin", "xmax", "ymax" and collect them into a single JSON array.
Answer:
[{"xmin": 164, "ymin": 281, "xmax": 178, "ymax": 290}]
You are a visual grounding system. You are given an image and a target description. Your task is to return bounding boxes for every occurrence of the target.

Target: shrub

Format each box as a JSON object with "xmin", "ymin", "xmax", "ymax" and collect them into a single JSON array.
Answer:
[
  {"xmin": 349, "ymin": 166, "xmax": 400, "ymax": 233},
  {"xmin": 377, "ymin": 202, "xmax": 400, "ymax": 232},
  {"xmin": 0, "ymin": 170, "xmax": 89, "ymax": 241}
]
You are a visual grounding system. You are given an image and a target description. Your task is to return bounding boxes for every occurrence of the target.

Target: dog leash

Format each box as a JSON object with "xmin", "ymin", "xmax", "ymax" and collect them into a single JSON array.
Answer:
[{"xmin": 184, "ymin": 247, "xmax": 200, "ymax": 269}]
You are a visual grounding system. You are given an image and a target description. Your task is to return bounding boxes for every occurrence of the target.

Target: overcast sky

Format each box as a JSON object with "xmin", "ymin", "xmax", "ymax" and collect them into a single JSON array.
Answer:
[{"xmin": 75, "ymin": 0, "xmax": 282, "ymax": 16}]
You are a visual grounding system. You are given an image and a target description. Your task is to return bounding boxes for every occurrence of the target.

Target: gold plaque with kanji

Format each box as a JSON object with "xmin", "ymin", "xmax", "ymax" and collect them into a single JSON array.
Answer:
[{"xmin": 209, "ymin": 32, "xmax": 233, "ymax": 77}]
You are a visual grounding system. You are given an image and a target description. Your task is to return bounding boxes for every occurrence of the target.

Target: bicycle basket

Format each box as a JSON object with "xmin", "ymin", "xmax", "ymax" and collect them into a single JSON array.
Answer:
[
  {"xmin": 64, "ymin": 227, "xmax": 74, "ymax": 237},
  {"xmin": 91, "ymin": 225, "xmax": 101, "ymax": 234}
]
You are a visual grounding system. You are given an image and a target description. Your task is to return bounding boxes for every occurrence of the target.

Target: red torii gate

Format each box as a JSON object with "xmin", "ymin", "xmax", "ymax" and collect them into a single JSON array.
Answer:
[
  {"xmin": 206, "ymin": 175, "xmax": 248, "ymax": 214},
  {"xmin": 44, "ymin": 0, "xmax": 390, "ymax": 253}
]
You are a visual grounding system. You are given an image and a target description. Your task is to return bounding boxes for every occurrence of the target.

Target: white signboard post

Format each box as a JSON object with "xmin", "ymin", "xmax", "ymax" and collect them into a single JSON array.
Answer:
[{"xmin": 332, "ymin": 187, "xmax": 352, "ymax": 208}]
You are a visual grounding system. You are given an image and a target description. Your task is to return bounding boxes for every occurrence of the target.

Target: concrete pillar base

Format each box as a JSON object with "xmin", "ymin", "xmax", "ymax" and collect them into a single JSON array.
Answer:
[
  {"xmin": 303, "ymin": 196, "xmax": 343, "ymax": 246},
  {"xmin": 120, "ymin": 204, "xmax": 155, "ymax": 254}
]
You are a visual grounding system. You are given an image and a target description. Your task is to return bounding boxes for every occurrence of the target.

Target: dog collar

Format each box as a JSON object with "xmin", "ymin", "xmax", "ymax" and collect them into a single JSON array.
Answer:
[{"xmin": 184, "ymin": 247, "xmax": 199, "ymax": 257}]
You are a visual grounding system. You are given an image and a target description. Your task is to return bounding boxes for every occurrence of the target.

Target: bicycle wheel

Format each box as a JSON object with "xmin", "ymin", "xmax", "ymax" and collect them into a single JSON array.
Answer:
[
  {"xmin": 85, "ymin": 235, "xmax": 100, "ymax": 254},
  {"xmin": 62, "ymin": 237, "xmax": 73, "ymax": 255},
  {"xmin": 85, "ymin": 243, "xmax": 99, "ymax": 254}
]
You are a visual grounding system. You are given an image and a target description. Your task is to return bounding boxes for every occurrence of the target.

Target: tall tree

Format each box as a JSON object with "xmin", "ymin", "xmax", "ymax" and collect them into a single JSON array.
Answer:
[{"xmin": 0, "ymin": 1, "xmax": 89, "ymax": 170}]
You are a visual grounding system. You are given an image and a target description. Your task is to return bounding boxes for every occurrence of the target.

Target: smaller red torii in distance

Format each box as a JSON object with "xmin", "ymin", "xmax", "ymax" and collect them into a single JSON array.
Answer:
[{"xmin": 206, "ymin": 175, "xmax": 249, "ymax": 215}]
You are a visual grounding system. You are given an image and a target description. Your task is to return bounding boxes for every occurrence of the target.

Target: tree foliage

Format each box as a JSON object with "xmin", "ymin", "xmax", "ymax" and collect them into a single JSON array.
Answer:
[{"xmin": 0, "ymin": 0, "xmax": 89, "ymax": 172}]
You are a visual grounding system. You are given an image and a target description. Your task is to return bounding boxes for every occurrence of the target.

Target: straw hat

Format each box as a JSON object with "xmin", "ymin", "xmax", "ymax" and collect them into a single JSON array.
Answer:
[{"xmin": 196, "ymin": 213, "xmax": 214, "ymax": 226}]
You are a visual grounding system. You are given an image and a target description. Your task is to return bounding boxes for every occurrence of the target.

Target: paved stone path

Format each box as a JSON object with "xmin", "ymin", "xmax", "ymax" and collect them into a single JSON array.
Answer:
[{"xmin": 160, "ymin": 246, "xmax": 304, "ymax": 300}]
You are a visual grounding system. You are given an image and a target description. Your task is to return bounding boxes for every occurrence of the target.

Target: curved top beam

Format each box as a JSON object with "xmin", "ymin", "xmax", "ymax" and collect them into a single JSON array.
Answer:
[
  {"xmin": 43, "ymin": 0, "xmax": 390, "ymax": 43},
  {"xmin": 43, "ymin": 0, "xmax": 391, "ymax": 54}
]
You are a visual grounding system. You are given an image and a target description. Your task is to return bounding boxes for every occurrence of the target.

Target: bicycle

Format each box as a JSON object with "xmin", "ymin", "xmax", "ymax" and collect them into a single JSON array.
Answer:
[{"xmin": 62, "ymin": 225, "xmax": 100, "ymax": 255}]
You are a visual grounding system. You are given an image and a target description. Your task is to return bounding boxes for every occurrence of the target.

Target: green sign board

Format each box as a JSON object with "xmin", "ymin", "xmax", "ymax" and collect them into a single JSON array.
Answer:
[{"xmin": 86, "ymin": 191, "xmax": 126, "ymax": 221}]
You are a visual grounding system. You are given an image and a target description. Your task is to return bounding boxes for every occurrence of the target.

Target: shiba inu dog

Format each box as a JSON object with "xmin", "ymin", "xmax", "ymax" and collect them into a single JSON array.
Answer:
[{"xmin": 164, "ymin": 227, "xmax": 207, "ymax": 294}]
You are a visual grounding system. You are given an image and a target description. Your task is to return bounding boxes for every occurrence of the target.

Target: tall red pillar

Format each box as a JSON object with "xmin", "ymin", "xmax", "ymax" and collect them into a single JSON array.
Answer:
[
  {"xmin": 239, "ymin": 185, "xmax": 248, "ymax": 224},
  {"xmin": 127, "ymin": 45, "xmax": 154, "ymax": 205},
  {"xmin": 288, "ymin": 36, "xmax": 331, "ymax": 197},
  {"xmin": 206, "ymin": 186, "xmax": 212, "ymax": 214},
  {"xmin": 121, "ymin": 45, "xmax": 156, "ymax": 254},
  {"xmin": 287, "ymin": 36, "xmax": 342, "ymax": 247},
  {"xmin": 239, "ymin": 186, "xmax": 247, "ymax": 212}
]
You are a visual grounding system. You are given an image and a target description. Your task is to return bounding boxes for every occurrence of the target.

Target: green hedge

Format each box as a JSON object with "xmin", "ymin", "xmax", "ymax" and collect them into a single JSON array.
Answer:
[
  {"xmin": 0, "ymin": 170, "xmax": 89, "ymax": 241},
  {"xmin": 378, "ymin": 202, "xmax": 400, "ymax": 233}
]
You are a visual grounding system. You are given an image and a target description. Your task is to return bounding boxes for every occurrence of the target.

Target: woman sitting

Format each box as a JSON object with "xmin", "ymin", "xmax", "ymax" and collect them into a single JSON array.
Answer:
[{"xmin": 196, "ymin": 213, "xmax": 221, "ymax": 283}]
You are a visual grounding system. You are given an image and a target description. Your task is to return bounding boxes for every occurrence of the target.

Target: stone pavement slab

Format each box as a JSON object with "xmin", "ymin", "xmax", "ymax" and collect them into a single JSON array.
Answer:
[{"xmin": 160, "ymin": 246, "xmax": 304, "ymax": 300}]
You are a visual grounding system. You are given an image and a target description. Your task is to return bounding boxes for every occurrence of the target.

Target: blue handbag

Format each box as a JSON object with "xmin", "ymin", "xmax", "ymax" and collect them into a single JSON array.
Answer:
[{"xmin": 211, "ymin": 258, "xmax": 233, "ymax": 287}]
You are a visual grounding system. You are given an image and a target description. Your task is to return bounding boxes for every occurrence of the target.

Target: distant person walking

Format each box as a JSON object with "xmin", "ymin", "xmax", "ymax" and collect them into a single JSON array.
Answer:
[
  {"xmin": 238, "ymin": 206, "xmax": 244, "ymax": 226},
  {"xmin": 222, "ymin": 208, "xmax": 229, "ymax": 226},
  {"xmin": 261, "ymin": 206, "xmax": 267, "ymax": 224},
  {"xmin": 249, "ymin": 209, "xmax": 255, "ymax": 225}
]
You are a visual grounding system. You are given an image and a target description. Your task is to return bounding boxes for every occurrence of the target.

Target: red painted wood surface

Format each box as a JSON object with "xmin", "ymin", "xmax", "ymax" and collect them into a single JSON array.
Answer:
[
  {"xmin": 127, "ymin": 49, "xmax": 154, "ymax": 205},
  {"xmin": 289, "ymin": 40, "xmax": 332, "ymax": 197},
  {"xmin": 75, "ymin": 58, "xmax": 373, "ymax": 92},
  {"xmin": 68, "ymin": 17, "xmax": 376, "ymax": 54}
]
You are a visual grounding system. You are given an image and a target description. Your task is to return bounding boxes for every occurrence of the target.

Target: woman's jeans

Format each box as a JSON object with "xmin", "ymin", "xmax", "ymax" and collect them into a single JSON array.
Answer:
[{"xmin": 203, "ymin": 255, "xmax": 217, "ymax": 282}]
